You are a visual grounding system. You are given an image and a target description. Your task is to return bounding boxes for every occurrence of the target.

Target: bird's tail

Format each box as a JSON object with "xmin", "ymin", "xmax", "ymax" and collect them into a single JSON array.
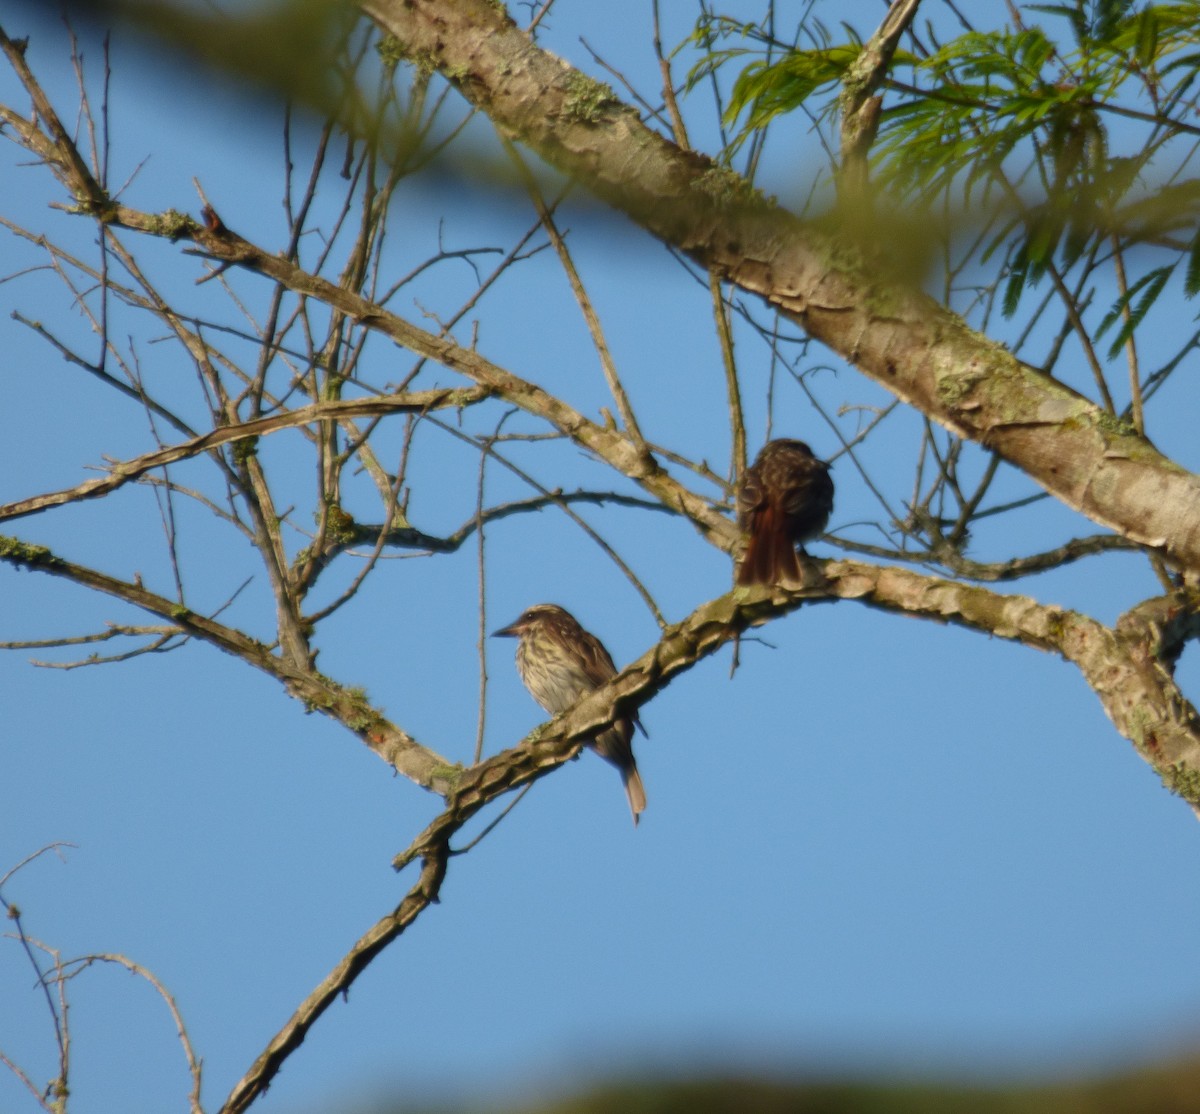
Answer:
[
  {"xmin": 737, "ymin": 508, "xmax": 802, "ymax": 586},
  {"xmin": 624, "ymin": 765, "xmax": 647, "ymax": 827}
]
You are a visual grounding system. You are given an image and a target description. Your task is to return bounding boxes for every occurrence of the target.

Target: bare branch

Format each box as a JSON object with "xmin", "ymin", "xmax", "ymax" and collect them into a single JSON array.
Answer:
[
  {"xmin": 832, "ymin": 530, "xmax": 1141, "ymax": 582},
  {"xmin": 0, "ymin": 388, "xmax": 491, "ymax": 524},
  {"xmin": 0, "ymin": 535, "xmax": 457, "ymax": 792},
  {"xmin": 709, "ymin": 271, "xmax": 746, "ymax": 480},
  {"xmin": 219, "ymin": 849, "xmax": 448, "ymax": 1114},
  {"xmin": 56, "ymin": 953, "xmax": 203, "ymax": 1114},
  {"xmin": 505, "ymin": 137, "xmax": 647, "ymax": 445}
]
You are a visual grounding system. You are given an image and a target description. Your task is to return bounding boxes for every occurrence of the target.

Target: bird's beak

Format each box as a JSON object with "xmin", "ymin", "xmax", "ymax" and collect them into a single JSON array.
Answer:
[{"xmin": 491, "ymin": 619, "xmax": 521, "ymax": 638}]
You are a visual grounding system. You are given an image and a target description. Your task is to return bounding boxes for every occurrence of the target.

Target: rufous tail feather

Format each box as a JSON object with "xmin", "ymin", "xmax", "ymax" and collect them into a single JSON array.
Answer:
[{"xmin": 737, "ymin": 511, "xmax": 801, "ymax": 586}]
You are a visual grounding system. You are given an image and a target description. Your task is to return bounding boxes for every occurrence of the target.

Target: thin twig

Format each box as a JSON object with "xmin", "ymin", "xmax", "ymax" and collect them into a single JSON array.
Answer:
[
  {"xmin": 429, "ymin": 418, "xmax": 670, "ymax": 629},
  {"xmin": 1109, "ymin": 234, "xmax": 1144, "ymax": 436},
  {"xmin": 0, "ymin": 389, "xmax": 490, "ymax": 524},
  {"xmin": 473, "ymin": 412, "xmax": 516, "ymax": 763},
  {"xmin": 709, "ymin": 271, "xmax": 746, "ymax": 480},
  {"xmin": 652, "ymin": 0, "xmax": 690, "ymax": 149},
  {"xmin": 56, "ymin": 952, "xmax": 203, "ymax": 1114},
  {"xmin": 502, "ymin": 136, "xmax": 646, "ymax": 445}
]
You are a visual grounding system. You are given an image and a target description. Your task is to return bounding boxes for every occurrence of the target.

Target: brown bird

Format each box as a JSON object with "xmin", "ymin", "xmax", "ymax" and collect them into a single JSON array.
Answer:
[
  {"xmin": 736, "ymin": 438, "xmax": 834, "ymax": 586},
  {"xmin": 493, "ymin": 603, "xmax": 647, "ymax": 825}
]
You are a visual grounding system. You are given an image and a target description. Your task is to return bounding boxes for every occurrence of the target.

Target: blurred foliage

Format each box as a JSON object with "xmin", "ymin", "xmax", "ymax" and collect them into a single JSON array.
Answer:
[
  {"xmin": 33, "ymin": 0, "xmax": 358, "ymax": 114},
  {"xmin": 692, "ymin": 0, "xmax": 1200, "ymax": 321},
  {"xmin": 48, "ymin": 0, "xmax": 1200, "ymax": 329},
  {"xmin": 361, "ymin": 1053, "xmax": 1200, "ymax": 1113}
]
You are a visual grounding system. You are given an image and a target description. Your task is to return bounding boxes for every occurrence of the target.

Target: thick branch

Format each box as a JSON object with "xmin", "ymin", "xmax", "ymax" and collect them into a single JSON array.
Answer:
[
  {"xmin": 219, "ymin": 589, "xmax": 784, "ymax": 1114},
  {"xmin": 360, "ymin": 0, "xmax": 1200, "ymax": 574},
  {"xmin": 232, "ymin": 551, "xmax": 1193, "ymax": 1114},
  {"xmin": 402, "ymin": 568, "xmax": 1200, "ymax": 875},
  {"xmin": 838, "ymin": 0, "xmax": 920, "ymax": 200},
  {"xmin": 219, "ymin": 850, "xmax": 448, "ymax": 1114},
  {"xmin": 824, "ymin": 562, "xmax": 1200, "ymax": 785}
]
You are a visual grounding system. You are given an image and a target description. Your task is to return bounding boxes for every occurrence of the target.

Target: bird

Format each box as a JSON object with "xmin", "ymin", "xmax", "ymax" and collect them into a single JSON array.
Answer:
[
  {"xmin": 493, "ymin": 603, "xmax": 646, "ymax": 825},
  {"xmin": 736, "ymin": 438, "xmax": 834, "ymax": 586}
]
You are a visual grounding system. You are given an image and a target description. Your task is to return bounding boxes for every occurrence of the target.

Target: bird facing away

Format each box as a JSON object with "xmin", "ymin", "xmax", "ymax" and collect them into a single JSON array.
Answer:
[
  {"xmin": 493, "ymin": 603, "xmax": 646, "ymax": 825},
  {"xmin": 736, "ymin": 438, "xmax": 834, "ymax": 587}
]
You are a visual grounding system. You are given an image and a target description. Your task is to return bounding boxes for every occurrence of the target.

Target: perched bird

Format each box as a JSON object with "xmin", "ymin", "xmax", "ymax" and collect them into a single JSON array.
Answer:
[
  {"xmin": 736, "ymin": 438, "xmax": 834, "ymax": 587},
  {"xmin": 493, "ymin": 603, "xmax": 646, "ymax": 825}
]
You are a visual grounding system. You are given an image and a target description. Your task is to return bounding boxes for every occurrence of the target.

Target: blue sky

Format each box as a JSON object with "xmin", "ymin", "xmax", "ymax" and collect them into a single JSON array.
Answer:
[{"xmin": 4, "ymin": 2, "xmax": 1200, "ymax": 1112}]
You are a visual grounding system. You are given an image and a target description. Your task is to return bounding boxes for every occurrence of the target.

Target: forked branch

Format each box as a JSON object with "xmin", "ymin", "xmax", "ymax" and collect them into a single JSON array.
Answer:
[{"xmin": 217, "ymin": 564, "xmax": 1200, "ymax": 1111}]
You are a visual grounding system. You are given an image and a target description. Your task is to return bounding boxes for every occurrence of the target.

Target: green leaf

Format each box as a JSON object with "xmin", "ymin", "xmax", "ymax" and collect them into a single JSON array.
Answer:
[
  {"xmin": 1001, "ymin": 233, "xmax": 1050, "ymax": 319},
  {"xmin": 1026, "ymin": 3, "xmax": 1088, "ymax": 45},
  {"xmin": 1133, "ymin": 7, "xmax": 1160, "ymax": 69},
  {"xmin": 1185, "ymin": 231, "xmax": 1200, "ymax": 297},
  {"xmin": 724, "ymin": 44, "xmax": 862, "ymax": 131},
  {"xmin": 1160, "ymin": 49, "xmax": 1200, "ymax": 76},
  {"xmin": 1096, "ymin": 265, "xmax": 1173, "ymax": 357}
]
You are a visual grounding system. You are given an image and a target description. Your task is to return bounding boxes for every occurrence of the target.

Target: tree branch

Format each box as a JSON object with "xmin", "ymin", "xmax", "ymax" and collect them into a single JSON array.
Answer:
[
  {"xmin": 219, "ymin": 848, "xmax": 448, "ymax": 1114},
  {"xmin": 0, "ymin": 389, "xmax": 491, "ymax": 524},
  {"xmin": 360, "ymin": 0, "xmax": 1200, "ymax": 574},
  {"xmin": 838, "ymin": 0, "xmax": 920, "ymax": 202},
  {"xmin": 0, "ymin": 535, "xmax": 459, "ymax": 792},
  {"xmin": 285, "ymin": 563, "xmax": 1192, "ymax": 1114}
]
